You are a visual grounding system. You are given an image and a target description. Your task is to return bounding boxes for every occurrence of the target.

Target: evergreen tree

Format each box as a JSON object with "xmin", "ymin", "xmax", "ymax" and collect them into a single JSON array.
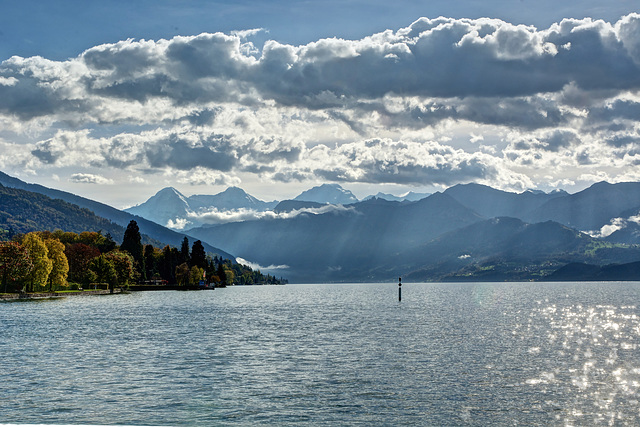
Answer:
[
  {"xmin": 144, "ymin": 244, "xmax": 157, "ymax": 281},
  {"xmin": 121, "ymin": 220, "xmax": 145, "ymax": 281},
  {"xmin": 180, "ymin": 237, "xmax": 190, "ymax": 266},
  {"xmin": 191, "ymin": 240, "xmax": 207, "ymax": 270},
  {"xmin": 216, "ymin": 263, "xmax": 228, "ymax": 286},
  {"xmin": 159, "ymin": 245, "xmax": 179, "ymax": 284}
]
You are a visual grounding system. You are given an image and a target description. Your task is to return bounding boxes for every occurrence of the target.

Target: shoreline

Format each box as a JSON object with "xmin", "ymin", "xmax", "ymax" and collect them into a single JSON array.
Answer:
[{"xmin": 0, "ymin": 289, "xmax": 124, "ymax": 300}]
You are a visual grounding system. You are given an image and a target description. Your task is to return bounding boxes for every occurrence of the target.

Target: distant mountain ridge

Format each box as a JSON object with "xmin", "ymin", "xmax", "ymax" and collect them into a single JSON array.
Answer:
[
  {"xmin": 363, "ymin": 191, "xmax": 431, "ymax": 202},
  {"xmin": 293, "ymin": 183, "xmax": 358, "ymax": 204},
  {"xmin": 524, "ymin": 181, "xmax": 640, "ymax": 231},
  {"xmin": 185, "ymin": 183, "xmax": 640, "ymax": 283},
  {"xmin": 125, "ymin": 183, "xmax": 436, "ymax": 230},
  {"xmin": 444, "ymin": 181, "xmax": 640, "ymax": 243},
  {"xmin": 125, "ymin": 187, "xmax": 191, "ymax": 228},
  {"xmin": 125, "ymin": 186, "xmax": 278, "ymax": 228},
  {"xmin": 443, "ymin": 183, "xmax": 567, "ymax": 220},
  {"xmin": 189, "ymin": 186, "xmax": 278, "ymax": 211}
]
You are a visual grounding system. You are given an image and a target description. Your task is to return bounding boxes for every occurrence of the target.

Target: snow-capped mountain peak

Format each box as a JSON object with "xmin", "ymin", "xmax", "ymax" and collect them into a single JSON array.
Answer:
[{"xmin": 293, "ymin": 183, "xmax": 358, "ymax": 204}]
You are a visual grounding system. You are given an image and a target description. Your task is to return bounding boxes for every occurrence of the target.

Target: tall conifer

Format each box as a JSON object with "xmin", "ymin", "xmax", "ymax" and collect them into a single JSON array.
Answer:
[{"xmin": 121, "ymin": 220, "xmax": 145, "ymax": 281}]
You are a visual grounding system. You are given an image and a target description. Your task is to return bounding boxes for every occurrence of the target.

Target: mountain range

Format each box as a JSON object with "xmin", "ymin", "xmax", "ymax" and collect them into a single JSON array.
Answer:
[
  {"xmin": 3, "ymin": 168, "xmax": 640, "ymax": 283},
  {"xmin": 124, "ymin": 183, "xmax": 432, "ymax": 229},
  {"xmin": 125, "ymin": 186, "xmax": 278, "ymax": 229},
  {"xmin": 184, "ymin": 186, "xmax": 640, "ymax": 282}
]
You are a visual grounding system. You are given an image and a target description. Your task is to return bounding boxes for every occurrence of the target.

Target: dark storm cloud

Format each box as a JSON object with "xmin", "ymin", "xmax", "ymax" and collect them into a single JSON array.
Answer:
[
  {"xmin": 505, "ymin": 129, "xmax": 581, "ymax": 153},
  {"xmin": 2, "ymin": 14, "xmax": 640, "ymax": 128},
  {"xmin": 588, "ymin": 100, "xmax": 640, "ymax": 124},
  {"xmin": 145, "ymin": 134, "xmax": 237, "ymax": 171}
]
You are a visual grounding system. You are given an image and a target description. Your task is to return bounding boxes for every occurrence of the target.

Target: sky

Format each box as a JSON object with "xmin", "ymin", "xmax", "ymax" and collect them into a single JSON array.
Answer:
[{"xmin": 1, "ymin": 0, "xmax": 639, "ymax": 209}]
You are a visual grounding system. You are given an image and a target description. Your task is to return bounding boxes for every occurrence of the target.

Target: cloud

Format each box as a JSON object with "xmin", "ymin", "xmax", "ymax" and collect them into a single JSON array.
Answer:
[
  {"xmin": 0, "ymin": 77, "xmax": 18, "ymax": 86},
  {"xmin": 2, "ymin": 14, "xmax": 640, "ymax": 197},
  {"xmin": 293, "ymin": 137, "xmax": 533, "ymax": 190},
  {"xmin": 2, "ymin": 14, "xmax": 640, "ymax": 123},
  {"xmin": 166, "ymin": 218, "xmax": 191, "ymax": 230},
  {"xmin": 616, "ymin": 13, "xmax": 640, "ymax": 65},
  {"xmin": 587, "ymin": 216, "xmax": 627, "ymax": 238},
  {"xmin": 470, "ymin": 133, "xmax": 484, "ymax": 143},
  {"xmin": 587, "ymin": 211, "xmax": 640, "ymax": 238},
  {"xmin": 69, "ymin": 173, "xmax": 114, "ymax": 184},
  {"xmin": 172, "ymin": 167, "xmax": 242, "ymax": 187},
  {"xmin": 187, "ymin": 204, "xmax": 356, "ymax": 225},
  {"xmin": 235, "ymin": 257, "xmax": 289, "ymax": 271}
]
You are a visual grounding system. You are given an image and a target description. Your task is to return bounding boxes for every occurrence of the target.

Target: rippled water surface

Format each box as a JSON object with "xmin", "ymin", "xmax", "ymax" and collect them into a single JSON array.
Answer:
[{"xmin": 2, "ymin": 282, "xmax": 640, "ymax": 425}]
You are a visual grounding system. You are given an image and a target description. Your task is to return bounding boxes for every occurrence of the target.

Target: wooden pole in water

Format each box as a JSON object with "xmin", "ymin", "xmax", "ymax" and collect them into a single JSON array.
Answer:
[{"xmin": 398, "ymin": 277, "xmax": 402, "ymax": 301}]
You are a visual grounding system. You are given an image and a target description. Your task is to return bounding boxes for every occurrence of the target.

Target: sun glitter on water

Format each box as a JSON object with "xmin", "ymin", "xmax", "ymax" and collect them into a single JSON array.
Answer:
[{"xmin": 524, "ymin": 302, "xmax": 640, "ymax": 425}]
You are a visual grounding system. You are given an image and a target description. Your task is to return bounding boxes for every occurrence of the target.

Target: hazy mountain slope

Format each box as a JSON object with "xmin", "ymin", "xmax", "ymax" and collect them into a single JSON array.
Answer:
[
  {"xmin": 444, "ymin": 183, "xmax": 567, "ymax": 219},
  {"xmin": 389, "ymin": 217, "xmax": 588, "ymax": 271},
  {"xmin": 525, "ymin": 182, "xmax": 640, "ymax": 231},
  {"xmin": 0, "ymin": 171, "xmax": 233, "ymax": 258},
  {"xmin": 293, "ymin": 183, "xmax": 358, "ymax": 204},
  {"xmin": 546, "ymin": 261, "xmax": 640, "ymax": 281},
  {"xmin": 390, "ymin": 217, "xmax": 638, "ymax": 282},
  {"xmin": 187, "ymin": 193, "xmax": 484, "ymax": 282},
  {"xmin": 0, "ymin": 183, "xmax": 126, "ymax": 241},
  {"xmin": 188, "ymin": 186, "xmax": 278, "ymax": 211}
]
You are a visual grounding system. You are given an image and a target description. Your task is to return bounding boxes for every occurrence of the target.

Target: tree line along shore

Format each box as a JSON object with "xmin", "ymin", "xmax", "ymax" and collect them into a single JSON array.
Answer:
[{"xmin": 1, "ymin": 220, "xmax": 286, "ymax": 295}]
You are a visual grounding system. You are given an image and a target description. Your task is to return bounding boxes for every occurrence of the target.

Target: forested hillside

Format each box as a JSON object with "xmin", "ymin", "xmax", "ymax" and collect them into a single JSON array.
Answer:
[
  {"xmin": 0, "ymin": 171, "xmax": 233, "ymax": 259},
  {"xmin": 0, "ymin": 184, "xmax": 127, "ymax": 242}
]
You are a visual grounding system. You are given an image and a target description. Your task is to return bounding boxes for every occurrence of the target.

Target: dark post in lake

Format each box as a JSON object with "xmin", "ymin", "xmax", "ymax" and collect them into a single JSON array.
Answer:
[{"xmin": 398, "ymin": 277, "xmax": 402, "ymax": 301}]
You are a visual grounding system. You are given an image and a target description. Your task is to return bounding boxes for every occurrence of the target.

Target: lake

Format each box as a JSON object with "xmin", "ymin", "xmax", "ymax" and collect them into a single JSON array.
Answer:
[{"xmin": 1, "ymin": 282, "xmax": 640, "ymax": 426}]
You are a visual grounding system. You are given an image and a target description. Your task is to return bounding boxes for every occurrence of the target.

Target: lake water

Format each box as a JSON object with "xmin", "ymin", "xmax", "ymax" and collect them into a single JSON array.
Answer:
[{"xmin": 2, "ymin": 282, "xmax": 640, "ymax": 426}]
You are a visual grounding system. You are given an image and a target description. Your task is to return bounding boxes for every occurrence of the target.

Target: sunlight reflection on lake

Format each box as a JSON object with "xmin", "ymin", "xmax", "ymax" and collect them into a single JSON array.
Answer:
[{"xmin": 523, "ymin": 301, "xmax": 640, "ymax": 424}]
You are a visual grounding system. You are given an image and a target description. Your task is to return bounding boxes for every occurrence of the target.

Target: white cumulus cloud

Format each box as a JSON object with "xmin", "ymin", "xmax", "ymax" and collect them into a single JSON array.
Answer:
[{"xmin": 69, "ymin": 173, "xmax": 114, "ymax": 185}]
